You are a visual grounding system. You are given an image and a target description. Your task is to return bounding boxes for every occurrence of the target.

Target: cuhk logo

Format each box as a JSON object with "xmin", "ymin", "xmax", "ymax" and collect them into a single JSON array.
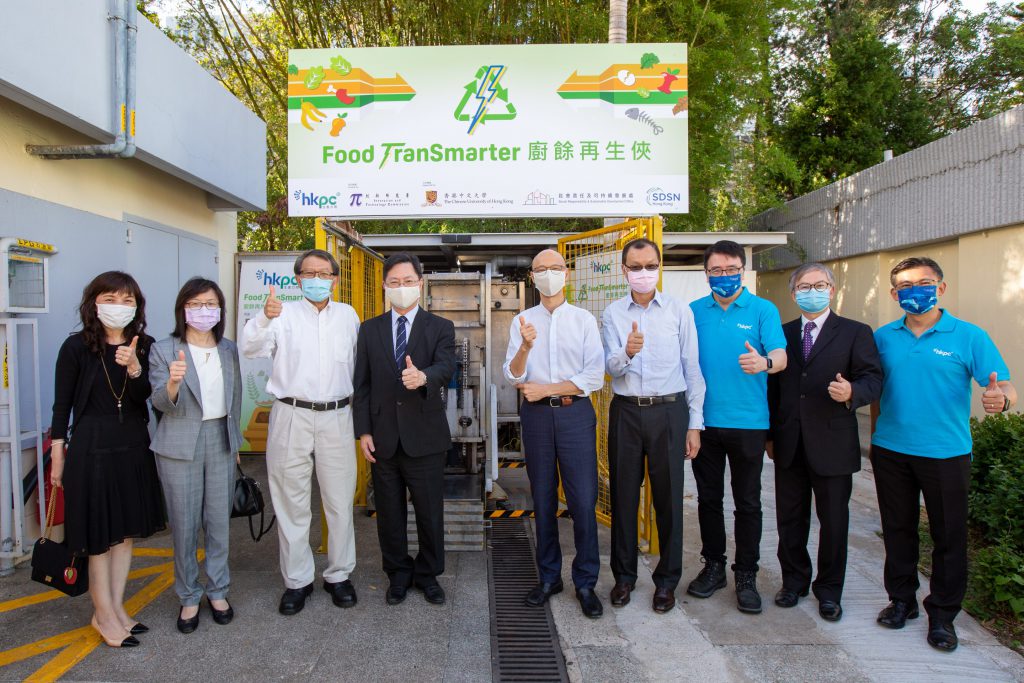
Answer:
[
  {"xmin": 293, "ymin": 190, "xmax": 340, "ymax": 209},
  {"xmin": 646, "ymin": 187, "xmax": 682, "ymax": 207}
]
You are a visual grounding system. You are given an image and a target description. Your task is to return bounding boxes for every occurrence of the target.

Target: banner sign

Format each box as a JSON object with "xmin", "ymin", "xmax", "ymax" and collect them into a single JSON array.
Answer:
[
  {"xmin": 287, "ymin": 43, "xmax": 688, "ymax": 218},
  {"xmin": 235, "ymin": 257, "xmax": 303, "ymax": 452}
]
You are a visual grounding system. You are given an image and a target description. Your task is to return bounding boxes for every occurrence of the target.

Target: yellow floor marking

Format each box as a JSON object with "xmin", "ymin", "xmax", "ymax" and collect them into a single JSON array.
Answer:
[{"xmin": 0, "ymin": 547, "xmax": 200, "ymax": 681}]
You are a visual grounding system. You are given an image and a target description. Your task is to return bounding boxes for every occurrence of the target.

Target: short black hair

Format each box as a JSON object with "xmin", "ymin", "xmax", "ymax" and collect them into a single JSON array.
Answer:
[
  {"xmin": 703, "ymin": 240, "xmax": 746, "ymax": 269},
  {"xmin": 621, "ymin": 238, "xmax": 661, "ymax": 264},
  {"xmin": 383, "ymin": 252, "xmax": 424, "ymax": 281},
  {"xmin": 293, "ymin": 249, "xmax": 340, "ymax": 276},
  {"xmin": 890, "ymin": 257, "xmax": 944, "ymax": 286},
  {"xmin": 172, "ymin": 277, "xmax": 226, "ymax": 342}
]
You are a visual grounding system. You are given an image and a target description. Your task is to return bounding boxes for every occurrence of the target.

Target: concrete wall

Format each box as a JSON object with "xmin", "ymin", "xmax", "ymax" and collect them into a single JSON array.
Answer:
[{"xmin": 757, "ymin": 223, "xmax": 1023, "ymax": 417}]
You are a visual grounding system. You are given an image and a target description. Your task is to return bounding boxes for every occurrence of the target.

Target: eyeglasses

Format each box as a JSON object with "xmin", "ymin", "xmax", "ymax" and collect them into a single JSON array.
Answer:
[
  {"xmin": 625, "ymin": 264, "xmax": 660, "ymax": 273},
  {"xmin": 795, "ymin": 282, "xmax": 831, "ymax": 293},
  {"xmin": 385, "ymin": 278, "xmax": 421, "ymax": 288},
  {"xmin": 299, "ymin": 270, "xmax": 335, "ymax": 279},
  {"xmin": 532, "ymin": 266, "xmax": 567, "ymax": 274},
  {"xmin": 894, "ymin": 279, "xmax": 940, "ymax": 290},
  {"xmin": 184, "ymin": 302, "xmax": 220, "ymax": 311},
  {"xmin": 706, "ymin": 267, "xmax": 743, "ymax": 277}
]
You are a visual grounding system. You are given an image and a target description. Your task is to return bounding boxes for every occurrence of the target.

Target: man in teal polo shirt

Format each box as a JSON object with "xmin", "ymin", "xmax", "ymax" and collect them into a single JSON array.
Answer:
[
  {"xmin": 687, "ymin": 240, "xmax": 787, "ymax": 614},
  {"xmin": 871, "ymin": 256, "xmax": 1017, "ymax": 652}
]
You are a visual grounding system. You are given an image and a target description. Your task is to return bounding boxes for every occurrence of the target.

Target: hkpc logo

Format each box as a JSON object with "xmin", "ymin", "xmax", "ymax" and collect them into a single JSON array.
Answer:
[
  {"xmin": 293, "ymin": 190, "xmax": 341, "ymax": 209},
  {"xmin": 255, "ymin": 269, "xmax": 298, "ymax": 288}
]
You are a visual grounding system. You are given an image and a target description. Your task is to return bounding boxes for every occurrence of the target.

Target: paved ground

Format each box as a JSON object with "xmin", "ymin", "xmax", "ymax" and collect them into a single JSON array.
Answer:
[{"xmin": 1, "ymin": 414, "xmax": 1022, "ymax": 681}]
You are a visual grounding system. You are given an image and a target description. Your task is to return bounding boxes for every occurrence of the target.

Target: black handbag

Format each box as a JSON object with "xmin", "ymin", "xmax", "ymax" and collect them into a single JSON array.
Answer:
[
  {"xmin": 232, "ymin": 463, "xmax": 275, "ymax": 542},
  {"xmin": 31, "ymin": 488, "xmax": 88, "ymax": 597}
]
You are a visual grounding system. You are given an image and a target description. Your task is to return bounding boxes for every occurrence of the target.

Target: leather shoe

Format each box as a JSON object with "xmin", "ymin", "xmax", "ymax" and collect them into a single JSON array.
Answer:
[
  {"xmin": 652, "ymin": 587, "xmax": 676, "ymax": 614},
  {"xmin": 773, "ymin": 587, "xmax": 808, "ymax": 608},
  {"xmin": 609, "ymin": 582, "xmax": 633, "ymax": 607},
  {"xmin": 524, "ymin": 579, "xmax": 564, "ymax": 607},
  {"xmin": 278, "ymin": 583, "xmax": 314, "ymax": 616},
  {"xmin": 576, "ymin": 588, "xmax": 603, "ymax": 619},
  {"xmin": 927, "ymin": 619, "xmax": 958, "ymax": 652},
  {"xmin": 818, "ymin": 600, "xmax": 843, "ymax": 622},
  {"xmin": 734, "ymin": 570, "xmax": 762, "ymax": 614},
  {"xmin": 177, "ymin": 606, "xmax": 199, "ymax": 634},
  {"xmin": 877, "ymin": 599, "xmax": 919, "ymax": 629},
  {"xmin": 127, "ymin": 622, "xmax": 149, "ymax": 635},
  {"xmin": 386, "ymin": 581, "xmax": 410, "ymax": 605},
  {"xmin": 417, "ymin": 582, "xmax": 446, "ymax": 605},
  {"xmin": 324, "ymin": 579, "xmax": 357, "ymax": 608},
  {"xmin": 206, "ymin": 597, "xmax": 234, "ymax": 625}
]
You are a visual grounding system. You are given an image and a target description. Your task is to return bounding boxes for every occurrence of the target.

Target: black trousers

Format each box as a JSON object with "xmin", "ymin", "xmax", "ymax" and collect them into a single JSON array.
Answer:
[
  {"xmin": 691, "ymin": 426, "xmax": 767, "ymax": 572},
  {"xmin": 371, "ymin": 443, "xmax": 446, "ymax": 586},
  {"xmin": 775, "ymin": 439, "xmax": 853, "ymax": 603},
  {"xmin": 608, "ymin": 395, "xmax": 687, "ymax": 590},
  {"xmin": 871, "ymin": 445, "xmax": 971, "ymax": 622}
]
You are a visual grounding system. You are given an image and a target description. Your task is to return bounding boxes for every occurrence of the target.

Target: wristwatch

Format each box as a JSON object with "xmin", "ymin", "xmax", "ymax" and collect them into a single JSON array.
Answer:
[
  {"xmin": 764, "ymin": 356, "xmax": 773, "ymax": 372},
  {"xmin": 1002, "ymin": 396, "xmax": 1011, "ymax": 413}
]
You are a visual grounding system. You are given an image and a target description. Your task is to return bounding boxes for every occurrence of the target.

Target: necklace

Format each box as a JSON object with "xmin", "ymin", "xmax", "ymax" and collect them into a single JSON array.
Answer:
[{"xmin": 100, "ymin": 352, "xmax": 129, "ymax": 424}]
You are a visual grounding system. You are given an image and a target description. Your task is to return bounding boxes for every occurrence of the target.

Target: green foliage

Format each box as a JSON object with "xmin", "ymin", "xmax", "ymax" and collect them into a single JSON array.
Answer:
[{"xmin": 968, "ymin": 540, "xmax": 1024, "ymax": 619}]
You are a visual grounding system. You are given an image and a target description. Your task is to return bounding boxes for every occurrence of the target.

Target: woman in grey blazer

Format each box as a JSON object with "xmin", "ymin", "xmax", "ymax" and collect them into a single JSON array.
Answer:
[{"xmin": 150, "ymin": 278, "xmax": 243, "ymax": 634}]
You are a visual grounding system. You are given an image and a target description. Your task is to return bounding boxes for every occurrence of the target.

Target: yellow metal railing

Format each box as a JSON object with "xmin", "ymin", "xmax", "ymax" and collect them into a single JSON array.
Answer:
[{"xmin": 558, "ymin": 217, "xmax": 663, "ymax": 553}]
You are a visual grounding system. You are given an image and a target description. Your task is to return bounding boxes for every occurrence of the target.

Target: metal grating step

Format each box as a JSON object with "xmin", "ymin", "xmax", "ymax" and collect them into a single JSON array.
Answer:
[{"xmin": 487, "ymin": 519, "xmax": 568, "ymax": 683}]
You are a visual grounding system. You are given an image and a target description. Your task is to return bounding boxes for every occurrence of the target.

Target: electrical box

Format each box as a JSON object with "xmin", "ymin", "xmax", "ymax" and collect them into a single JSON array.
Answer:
[{"xmin": 0, "ymin": 238, "xmax": 56, "ymax": 314}]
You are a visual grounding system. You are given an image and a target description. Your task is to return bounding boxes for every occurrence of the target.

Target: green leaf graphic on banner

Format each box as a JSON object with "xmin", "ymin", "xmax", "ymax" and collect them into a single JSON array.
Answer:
[
  {"xmin": 304, "ymin": 65, "xmax": 325, "ymax": 89},
  {"xmin": 453, "ymin": 65, "xmax": 517, "ymax": 134},
  {"xmin": 287, "ymin": 64, "xmax": 298, "ymax": 75},
  {"xmin": 330, "ymin": 55, "xmax": 352, "ymax": 76},
  {"xmin": 640, "ymin": 53, "xmax": 660, "ymax": 69}
]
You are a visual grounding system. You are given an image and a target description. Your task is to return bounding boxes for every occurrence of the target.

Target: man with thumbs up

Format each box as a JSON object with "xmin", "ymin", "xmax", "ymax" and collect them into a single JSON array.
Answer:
[
  {"xmin": 871, "ymin": 257, "xmax": 1017, "ymax": 651},
  {"xmin": 766, "ymin": 263, "xmax": 882, "ymax": 622}
]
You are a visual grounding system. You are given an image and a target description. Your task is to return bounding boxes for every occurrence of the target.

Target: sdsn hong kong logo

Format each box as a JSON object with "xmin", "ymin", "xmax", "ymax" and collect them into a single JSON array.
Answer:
[
  {"xmin": 646, "ymin": 187, "xmax": 682, "ymax": 207},
  {"xmin": 292, "ymin": 190, "xmax": 341, "ymax": 209},
  {"xmin": 255, "ymin": 268, "xmax": 297, "ymax": 288}
]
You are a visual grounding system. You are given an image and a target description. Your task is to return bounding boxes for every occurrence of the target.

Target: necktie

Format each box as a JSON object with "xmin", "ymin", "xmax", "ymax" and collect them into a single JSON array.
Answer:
[
  {"xmin": 395, "ymin": 316, "xmax": 408, "ymax": 366},
  {"xmin": 802, "ymin": 321, "xmax": 816, "ymax": 360}
]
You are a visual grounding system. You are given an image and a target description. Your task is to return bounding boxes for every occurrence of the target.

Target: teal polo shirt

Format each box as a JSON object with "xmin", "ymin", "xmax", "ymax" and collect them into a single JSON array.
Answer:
[
  {"xmin": 690, "ymin": 288, "xmax": 786, "ymax": 429},
  {"xmin": 872, "ymin": 310, "xmax": 1010, "ymax": 458}
]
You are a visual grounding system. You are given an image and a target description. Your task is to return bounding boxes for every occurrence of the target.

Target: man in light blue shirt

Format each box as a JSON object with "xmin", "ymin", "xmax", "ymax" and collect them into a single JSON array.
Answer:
[
  {"xmin": 504, "ymin": 248, "xmax": 606, "ymax": 619},
  {"xmin": 687, "ymin": 240, "xmax": 787, "ymax": 615},
  {"xmin": 601, "ymin": 238, "xmax": 705, "ymax": 614},
  {"xmin": 871, "ymin": 256, "xmax": 1017, "ymax": 652}
]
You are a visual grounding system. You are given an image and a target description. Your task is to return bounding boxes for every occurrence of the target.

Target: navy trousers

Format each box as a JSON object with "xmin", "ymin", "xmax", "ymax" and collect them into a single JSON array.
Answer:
[{"xmin": 520, "ymin": 397, "xmax": 600, "ymax": 590}]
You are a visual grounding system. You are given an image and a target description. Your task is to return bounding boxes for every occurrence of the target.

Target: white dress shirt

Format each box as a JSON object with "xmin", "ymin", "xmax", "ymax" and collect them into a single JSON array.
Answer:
[
  {"xmin": 503, "ymin": 301, "xmax": 605, "ymax": 396},
  {"xmin": 801, "ymin": 307, "xmax": 831, "ymax": 347},
  {"xmin": 188, "ymin": 343, "xmax": 227, "ymax": 420},
  {"xmin": 602, "ymin": 290, "xmax": 706, "ymax": 429},
  {"xmin": 391, "ymin": 305, "xmax": 419, "ymax": 356},
  {"xmin": 242, "ymin": 299, "xmax": 360, "ymax": 401}
]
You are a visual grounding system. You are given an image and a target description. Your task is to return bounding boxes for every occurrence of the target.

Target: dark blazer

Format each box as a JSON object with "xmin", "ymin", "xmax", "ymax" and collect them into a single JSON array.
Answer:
[
  {"xmin": 768, "ymin": 312, "xmax": 883, "ymax": 476},
  {"xmin": 353, "ymin": 308, "xmax": 457, "ymax": 458}
]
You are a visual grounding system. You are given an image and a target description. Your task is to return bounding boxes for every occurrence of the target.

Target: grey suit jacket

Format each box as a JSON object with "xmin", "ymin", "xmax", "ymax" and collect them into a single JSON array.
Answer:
[{"xmin": 149, "ymin": 335, "xmax": 244, "ymax": 460}]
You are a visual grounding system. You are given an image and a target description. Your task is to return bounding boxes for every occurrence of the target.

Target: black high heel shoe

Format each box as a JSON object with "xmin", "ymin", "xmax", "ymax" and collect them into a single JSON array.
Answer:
[
  {"xmin": 177, "ymin": 606, "xmax": 200, "ymax": 634},
  {"xmin": 92, "ymin": 617, "xmax": 140, "ymax": 648},
  {"xmin": 206, "ymin": 597, "xmax": 234, "ymax": 625},
  {"xmin": 126, "ymin": 622, "xmax": 149, "ymax": 635}
]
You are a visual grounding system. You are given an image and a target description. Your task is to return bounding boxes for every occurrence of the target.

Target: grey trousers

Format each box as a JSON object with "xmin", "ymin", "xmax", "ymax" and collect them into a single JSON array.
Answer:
[{"xmin": 156, "ymin": 418, "xmax": 234, "ymax": 606}]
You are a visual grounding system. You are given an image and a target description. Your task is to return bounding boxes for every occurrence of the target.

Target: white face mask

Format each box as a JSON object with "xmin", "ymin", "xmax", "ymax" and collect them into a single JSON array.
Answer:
[
  {"xmin": 96, "ymin": 303, "xmax": 136, "ymax": 329},
  {"xmin": 533, "ymin": 269, "xmax": 566, "ymax": 297},
  {"xmin": 386, "ymin": 284, "xmax": 420, "ymax": 310}
]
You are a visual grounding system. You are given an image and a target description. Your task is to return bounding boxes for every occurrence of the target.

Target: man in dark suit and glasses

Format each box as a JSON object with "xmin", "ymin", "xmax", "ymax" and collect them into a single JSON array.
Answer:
[
  {"xmin": 353, "ymin": 253, "xmax": 457, "ymax": 606},
  {"xmin": 767, "ymin": 262, "xmax": 882, "ymax": 622}
]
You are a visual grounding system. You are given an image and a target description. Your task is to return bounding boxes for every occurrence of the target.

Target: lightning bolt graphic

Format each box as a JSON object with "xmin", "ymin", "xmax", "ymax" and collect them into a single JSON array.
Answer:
[{"xmin": 468, "ymin": 65, "xmax": 505, "ymax": 135}]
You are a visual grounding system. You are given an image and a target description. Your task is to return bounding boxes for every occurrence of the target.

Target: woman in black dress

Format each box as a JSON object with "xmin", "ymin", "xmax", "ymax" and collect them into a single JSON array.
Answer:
[{"xmin": 49, "ymin": 272, "xmax": 167, "ymax": 648}]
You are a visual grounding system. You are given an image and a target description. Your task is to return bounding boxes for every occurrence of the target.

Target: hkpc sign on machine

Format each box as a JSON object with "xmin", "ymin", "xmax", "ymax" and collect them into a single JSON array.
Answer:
[{"xmin": 287, "ymin": 44, "xmax": 688, "ymax": 218}]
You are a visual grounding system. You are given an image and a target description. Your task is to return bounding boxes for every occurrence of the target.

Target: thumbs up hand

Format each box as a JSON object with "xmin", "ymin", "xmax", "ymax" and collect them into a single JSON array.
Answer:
[
  {"xmin": 115, "ymin": 335, "xmax": 142, "ymax": 376},
  {"xmin": 828, "ymin": 372, "xmax": 853, "ymax": 403},
  {"xmin": 402, "ymin": 355, "xmax": 426, "ymax": 390},
  {"xmin": 738, "ymin": 340, "xmax": 766, "ymax": 374},
  {"xmin": 168, "ymin": 350, "xmax": 187, "ymax": 386},
  {"xmin": 626, "ymin": 320, "xmax": 644, "ymax": 358},
  {"xmin": 519, "ymin": 316, "xmax": 537, "ymax": 350},
  {"xmin": 982, "ymin": 371, "xmax": 1007, "ymax": 414},
  {"xmin": 264, "ymin": 285, "xmax": 283, "ymax": 319}
]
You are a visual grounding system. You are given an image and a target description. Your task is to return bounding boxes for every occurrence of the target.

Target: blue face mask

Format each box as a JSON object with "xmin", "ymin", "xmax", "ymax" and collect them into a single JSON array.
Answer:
[
  {"xmin": 795, "ymin": 289, "xmax": 830, "ymax": 314},
  {"xmin": 301, "ymin": 277, "xmax": 333, "ymax": 302},
  {"xmin": 708, "ymin": 273, "xmax": 743, "ymax": 298},
  {"xmin": 897, "ymin": 285, "xmax": 937, "ymax": 314}
]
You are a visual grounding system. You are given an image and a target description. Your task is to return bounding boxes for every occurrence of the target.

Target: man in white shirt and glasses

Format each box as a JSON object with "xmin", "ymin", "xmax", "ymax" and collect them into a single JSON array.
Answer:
[
  {"xmin": 601, "ymin": 238, "xmax": 705, "ymax": 614},
  {"xmin": 242, "ymin": 249, "xmax": 361, "ymax": 616},
  {"xmin": 504, "ymin": 249, "xmax": 606, "ymax": 619}
]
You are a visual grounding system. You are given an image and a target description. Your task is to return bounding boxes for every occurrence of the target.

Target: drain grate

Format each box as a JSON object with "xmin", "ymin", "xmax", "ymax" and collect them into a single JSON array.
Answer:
[{"xmin": 487, "ymin": 518, "xmax": 569, "ymax": 683}]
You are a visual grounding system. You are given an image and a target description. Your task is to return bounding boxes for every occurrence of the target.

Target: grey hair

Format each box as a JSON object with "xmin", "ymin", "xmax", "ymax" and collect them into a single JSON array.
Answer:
[
  {"xmin": 293, "ymin": 249, "xmax": 340, "ymax": 276},
  {"xmin": 788, "ymin": 262, "xmax": 836, "ymax": 292}
]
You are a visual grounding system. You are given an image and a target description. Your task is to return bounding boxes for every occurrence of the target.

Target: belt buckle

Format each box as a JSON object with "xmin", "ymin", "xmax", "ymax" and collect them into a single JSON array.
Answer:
[
  {"xmin": 312, "ymin": 401, "xmax": 325, "ymax": 411},
  {"xmin": 560, "ymin": 396, "xmax": 573, "ymax": 407},
  {"xmin": 637, "ymin": 396, "xmax": 654, "ymax": 407},
  {"xmin": 547, "ymin": 397, "xmax": 561, "ymax": 407}
]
